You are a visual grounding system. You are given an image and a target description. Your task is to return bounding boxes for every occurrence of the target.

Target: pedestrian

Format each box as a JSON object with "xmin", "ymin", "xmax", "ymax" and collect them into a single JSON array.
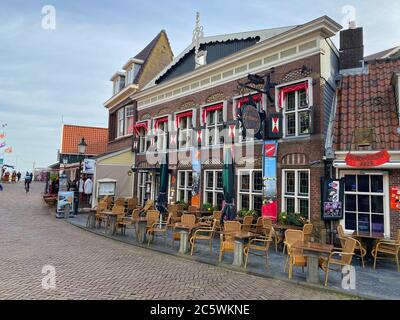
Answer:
[
  {"xmin": 84, "ymin": 176, "xmax": 93, "ymax": 206},
  {"xmin": 30, "ymin": 172, "xmax": 33, "ymax": 181},
  {"xmin": 17, "ymin": 171, "xmax": 21, "ymax": 182},
  {"xmin": 78, "ymin": 175, "xmax": 85, "ymax": 203},
  {"xmin": 24, "ymin": 171, "xmax": 32, "ymax": 192}
]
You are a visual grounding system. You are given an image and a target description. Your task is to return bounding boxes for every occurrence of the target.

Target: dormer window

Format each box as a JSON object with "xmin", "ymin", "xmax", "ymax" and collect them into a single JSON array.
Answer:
[
  {"xmin": 111, "ymin": 73, "xmax": 125, "ymax": 95},
  {"xmin": 195, "ymin": 50, "xmax": 207, "ymax": 68},
  {"xmin": 123, "ymin": 58, "xmax": 144, "ymax": 86}
]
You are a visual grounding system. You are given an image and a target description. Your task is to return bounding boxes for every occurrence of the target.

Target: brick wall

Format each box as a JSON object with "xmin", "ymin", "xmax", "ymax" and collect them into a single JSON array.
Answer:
[{"xmin": 389, "ymin": 170, "xmax": 400, "ymax": 238}]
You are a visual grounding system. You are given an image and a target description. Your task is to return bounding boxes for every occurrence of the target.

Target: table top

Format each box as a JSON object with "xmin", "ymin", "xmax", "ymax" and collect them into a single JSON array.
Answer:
[
  {"xmin": 351, "ymin": 231, "xmax": 385, "ymax": 239},
  {"xmin": 174, "ymin": 222, "xmax": 197, "ymax": 230},
  {"xmin": 233, "ymin": 231, "xmax": 255, "ymax": 240},
  {"xmin": 273, "ymin": 224, "xmax": 303, "ymax": 230},
  {"xmin": 104, "ymin": 211, "xmax": 118, "ymax": 216},
  {"xmin": 293, "ymin": 241, "xmax": 333, "ymax": 254}
]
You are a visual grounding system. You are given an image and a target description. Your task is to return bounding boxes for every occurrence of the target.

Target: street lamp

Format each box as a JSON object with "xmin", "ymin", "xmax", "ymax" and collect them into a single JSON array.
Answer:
[{"xmin": 76, "ymin": 137, "xmax": 87, "ymax": 214}]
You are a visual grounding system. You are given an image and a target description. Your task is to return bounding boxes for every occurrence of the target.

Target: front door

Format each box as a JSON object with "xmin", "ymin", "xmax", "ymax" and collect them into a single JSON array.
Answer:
[{"xmin": 340, "ymin": 171, "xmax": 390, "ymax": 236}]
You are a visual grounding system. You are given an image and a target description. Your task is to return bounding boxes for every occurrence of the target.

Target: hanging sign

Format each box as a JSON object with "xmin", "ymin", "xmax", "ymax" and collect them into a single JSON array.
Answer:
[
  {"xmin": 345, "ymin": 150, "xmax": 390, "ymax": 168},
  {"xmin": 241, "ymin": 104, "xmax": 262, "ymax": 136},
  {"xmin": 322, "ymin": 179, "xmax": 343, "ymax": 220},
  {"xmin": 390, "ymin": 186, "xmax": 400, "ymax": 210},
  {"xmin": 262, "ymin": 140, "xmax": 278, "ymax": 221}
]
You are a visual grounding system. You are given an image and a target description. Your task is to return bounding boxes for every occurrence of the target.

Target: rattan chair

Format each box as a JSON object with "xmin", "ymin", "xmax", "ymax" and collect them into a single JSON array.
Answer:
[
  {"xmin": 244, "ymin": 226, "xmax": 274, "ymax": 269},
  {"xmin": 168, "ymin": 204, "xmax": 181, "ymax": 224},
  {"xmin": 190, "ymin": 219, "xmax": 217, "ymax": 256},
  {"xmin": 94, "ymin": 201, "xmax": 108, "ymax": 228},
  {"xmin": 126, "ymin": 197, "xmax": 138, "ymax": 213},
  {"xmin": 114, "ymin": 197, "xmax": 126, "ymax": 207},
  {"xmin": 249, "ymin": 217, "xmax": 264, "ymax": 235},
  {"xmin": 241, "ymin": 216, "xmax": 253, "ymax": 232},
  {"xmin": 171, "ymin": 214, "xmax": 197, "ymax": 247},
  {"xmin": 372, "ymin": 230, "xmax": 400, "ymax": 272},
  {"xmin": 337, "ymin": 225, "xmax": 366, "ymax": 268},
  {"xmin": 107, "ymin": 205, "xmax": 126, "ymax": 233},
  {"xmin": 147, "ymin": 212, "xmax": 172, "ymax": 246},
  {"xmin": 303, "ymin": 223, "xmax": 314, "ymax": 242},
  {"xmin": 213, "ymin": 211, "xmax": 223, "ymax": 232},
  {"xmin": 219, "ymin": 221, "xmax": 241, "ymax": 262},
  {"xmin": 117, "ymin": 208, "xmax": 140, "ymax": 235},
  {"xmin": 142, "ymin": 199, "xmax": 154, "ymax": 212},
  {"xmin": 284, "ymin": 229, "xmax": 307, "ymax": 279},
  {"xmin": 263, "ymin": 220, "xmax": 279, "ymax": 253},
  {"xmin": 319, "ymin": 237, "xmax": 357, "ymax": 286}
]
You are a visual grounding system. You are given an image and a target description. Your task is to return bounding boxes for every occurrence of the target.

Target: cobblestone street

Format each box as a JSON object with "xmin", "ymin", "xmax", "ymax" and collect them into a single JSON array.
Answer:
[{"xmin": 0, "ymin": 182, "xmax": 351, "ymax": 300}]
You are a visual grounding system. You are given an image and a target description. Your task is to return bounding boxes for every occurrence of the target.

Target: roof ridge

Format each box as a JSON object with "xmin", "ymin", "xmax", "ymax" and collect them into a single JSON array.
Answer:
[{"xmin": 63, "ymin": 124, "xmax": 108, "ymax": 130}]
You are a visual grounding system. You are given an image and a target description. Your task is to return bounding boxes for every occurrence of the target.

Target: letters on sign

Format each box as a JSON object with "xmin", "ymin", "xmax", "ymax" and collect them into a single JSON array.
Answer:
[{"xmin": 345, "ymin": 150, "xmax": 390, "ymax": 167}]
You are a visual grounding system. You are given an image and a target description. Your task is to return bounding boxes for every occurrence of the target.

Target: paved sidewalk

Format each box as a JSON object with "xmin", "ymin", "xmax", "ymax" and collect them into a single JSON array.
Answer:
[{"xmin": 0, "ymin": 182, "xmax": 352, "ymax": 300}]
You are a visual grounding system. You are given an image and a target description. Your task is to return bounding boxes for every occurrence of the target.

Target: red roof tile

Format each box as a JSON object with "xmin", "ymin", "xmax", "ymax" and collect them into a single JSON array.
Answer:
[
  {"xmin": 333, "ymin": 59, "xmax": 400, "ymax": 151},
  {"xmin": 60, "ymin": 124, "xmax": 108, "ymax": 155}
]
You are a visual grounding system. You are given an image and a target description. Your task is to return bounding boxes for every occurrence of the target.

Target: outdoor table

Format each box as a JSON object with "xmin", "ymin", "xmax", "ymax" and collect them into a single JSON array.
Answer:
[
  {"xmin": 220, "ymin": 231, "xmax": 255, "ymax": 267},
  {"xmin": 136, "ymin": 217, "xmax": 148, "ymax": 244},
  {"xmin": 104, "ymin": 212, "xmax": 118, "ymax": 235},
  {"xmin": 87, "ymin": 209, "xmax": 97, "ymax": 229},
  {"xmin": 293, "ymin": 241, "xmax": 333, "ymax": 284},
  {"xmin": 173, "ymin": 223, "xmax": 197, "ymax": 254},
  {"xmin": 352, "ymin": 231, "xmax": 386, "ymax": 261}
]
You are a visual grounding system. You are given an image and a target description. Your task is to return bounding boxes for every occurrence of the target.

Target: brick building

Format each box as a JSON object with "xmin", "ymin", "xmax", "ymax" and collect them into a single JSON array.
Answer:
[
  {"xmin": 329, "ymin": 27, "xmax": 400, "ymax": 238},
  {"xmin": 106, "ymin": 15, "xmax": 343, "ymax": 235}
]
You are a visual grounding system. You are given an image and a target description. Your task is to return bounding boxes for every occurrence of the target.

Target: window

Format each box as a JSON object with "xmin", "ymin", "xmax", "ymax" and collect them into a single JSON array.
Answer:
[
  {"xmin": 205, "ymin": 107, "xmax": 224, "ymax": 146},
  {"xmin": 126, "ymin": 64, "xmax": 141, "ymax": 85},
  {"xmin": 137, "ymin": 124, "xmax": 149, "ymax": 153},
  {"xmin": 117, "ymin": 108, "xmax": 124, "ymax": 138},
  {"xmin": 177, "ymin": 170, "xmax": 192, "ymax": 204},
  {"xmin": 283, "ymin": 87, "xmax": 310, "ymax": 137},
  {"xmin": 282, "ymin": 170, "xmax": 310, "ymax": 219},
  {"xmin": 138, "ymin": 172, "xmax": 151, "ymax": 206},
  {"xmin": 113, "ymin": 77, "xmax": 125, "ymax": 95},
  {"xmin": 154, "ymin": 118, "xmax": 168, "ymax": 151},
  {"xmin": 204, "ymin": 170, "xmax": 223, "ymax": 209},
  {"xmin": 238, "ymin": 170, "xmax": 263, "ymax": 213},
  {"xmin": 342, "ymin": 173, "xmax": 386, "ymax": 234},
  {"xmin": 177, "ymin": 113, "xmax": 193, "ymax": 149},
  {"xmin": 125, "ymin": 106, "xmax": 134, "ymax": 135}
]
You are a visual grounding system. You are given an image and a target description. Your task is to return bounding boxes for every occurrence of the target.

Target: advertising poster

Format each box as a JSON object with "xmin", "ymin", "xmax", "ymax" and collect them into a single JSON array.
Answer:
[
  {"xmin": 57, "ymin": 191, "xmax": 74, "ymax": 213},
  {"xmin": 191, "ymin": 149, "xmax": 201, "ymax": 207},
  {"xmin": 262, "ymin": 140, "xmax": 277, "ymax": 220},
  {"xmin": 322, "ymin": 179, "xmax": 343, "ymax": 220},
  {"xmin": 82, "ymin": 159, "xmax": 95, "ymax": 174},
  {"xmin": 390, "ymin": 186, "xmax": 400, "ymax": 210}
]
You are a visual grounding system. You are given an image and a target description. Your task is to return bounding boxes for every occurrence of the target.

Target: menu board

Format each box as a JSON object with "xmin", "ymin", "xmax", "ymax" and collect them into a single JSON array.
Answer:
[{"xmin": 322, "ymin": 179, "xmax": 343, "ymax": 220}]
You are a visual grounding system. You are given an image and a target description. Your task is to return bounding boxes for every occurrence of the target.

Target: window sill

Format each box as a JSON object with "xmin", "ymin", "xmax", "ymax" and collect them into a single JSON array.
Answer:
[{"xmin": 280, "ymin": 135, "xmax": 311, "ymax": 141}]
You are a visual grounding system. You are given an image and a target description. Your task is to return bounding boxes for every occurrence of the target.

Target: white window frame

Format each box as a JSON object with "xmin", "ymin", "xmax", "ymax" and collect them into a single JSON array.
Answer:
[
  {"xmin": 137, "ymin": 171, "xmax": 151, "ymax": 206},
  {"xmin": 177, "ymin": 170, "xmax": 193, "ymax": 203},
  {"xmin": 339, "ymin": 170, "xmax": 390, "ymax": 237},
  {"xmin": 281, "ymin": 169, "xmax": 310, "ymax": 219},
  {"xmin": 153, "ymin": 115, "xmax": 170, "ymax": 152},
  {"xmin": 136, "ymin": 120, "xmax": 150, "ymax": 153},
  {"xmin": 175, "ymin": 109, "xmax": 195, "ymax": 150},
  {"xmin": 237, "ymin": 169, "xmax": 263, "ymax": 212},
  {"xmin": 125, "ymin": 105, "xmax": 135, "ymax": 135},
  {"xmin": 117, "ymin": 108, "xmax": 125, "ymax": 138},
  {"xmin": 200, "ymin": 101, "xmax": 227, "ymax": 147},
  {"xmin": 203, "ymin": 170, "xmax": 224, "ymax": 208}
]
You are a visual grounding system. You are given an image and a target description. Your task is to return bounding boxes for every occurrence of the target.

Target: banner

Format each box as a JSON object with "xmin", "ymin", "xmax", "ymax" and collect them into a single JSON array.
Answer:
[
  {"xmin": 262, "ymin": 140, "xmax": 278, "ymax": 220},
  {"xmin": 322, "ymin": 179, "xmax": 343, "ymax": 220},
  {"xmin": 82, "ymin": 159, "xmax": 95, "ymax": 174},
  {"xmin": 345, "ymin": 150, "xmax": 390, "ymax": 167},
  {"xmin": 390, "ymin": 186, "xmax": 400, "ymax": 210},
  {"xmin": 57, "ymin": 191, "xmax": 74, "ymax": 213}
]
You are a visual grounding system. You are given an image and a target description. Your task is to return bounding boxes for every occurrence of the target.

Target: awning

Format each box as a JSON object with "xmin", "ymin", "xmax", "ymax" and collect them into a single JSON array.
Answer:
[
  {"xmin": 175, "ymin": 110, "xmax": 193, "ymax": 128},
  {"xmin": 201, "ymin": 103, "xmax": 223, "ymax": 123},
  {"xmin": 277, "ymin": 81, "xmax": 308, "ymax": 108}
]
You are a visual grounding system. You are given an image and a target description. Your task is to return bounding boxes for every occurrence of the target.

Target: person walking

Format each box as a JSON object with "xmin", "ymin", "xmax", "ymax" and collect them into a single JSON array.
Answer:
[
  {"xmin": 24, "ymin": 171, "xmax": 32, "ymax": 193},
  {"xmin": 17, "ymin": 172, "xmax": 21, "ymax": 182},
  {"xmin": 84, "ymin": 176, "xmax": 93, "ymax": 207}
]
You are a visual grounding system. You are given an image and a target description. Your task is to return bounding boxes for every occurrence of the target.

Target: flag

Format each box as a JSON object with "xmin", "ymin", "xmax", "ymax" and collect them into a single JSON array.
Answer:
[
  {"xmin": 4, "ymin": 147, "xmax": 12, "ymax": 153},
  {"xmin": 0, "ymin": 133, "xmax": 5, "ymax": 139},
  {"xmin": 0, "ymin": 142, "xmax": 5, "ymax": 148}
]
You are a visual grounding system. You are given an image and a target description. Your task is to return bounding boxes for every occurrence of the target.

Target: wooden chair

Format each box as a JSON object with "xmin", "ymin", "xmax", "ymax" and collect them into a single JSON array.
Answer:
[
  {"xmin": 319, "ymin": 237, "xmax": 357, "ymax": 286},
  {"xmin": 146, "ymin": 210, "xmax": 160, "ymax": 230},
  {"xmin": 303, "ymin": 223, "xmax": 314, "ymax": 243},
  {"xmin": 190, "ymin": 219, "xmax": 217, "ymax": 256},
  {"xmin": 372, "ymin": 230, "xmax": 400, "ymax": 272},
  {"xmin": 142, "ymin": 199, "xmax": 154, "ymax": 212},
  {"xmin": 147, "ymin": 212, "xmax": 173, "ymax": 246},
  {"xmin": 262, "ymin": 219, "xmax": 278, "ymax": 253},
  {"xmin": 337, "ymin": 225, "xmax": 367, "ymax": 268},
  {"xmin": 114, "ymin": 197, "xmax": 126, "ymax": 207},
  {"xmin": 95, "ymin": 201, "xmax": 108, "ymax": 228},
  {"xmin": 107, "ymin": 205, "xmax": 126, "ymax": 233},
  {"xmin": 168, "ymin": 204, "xmax": 181, "ymax": 224},
  {"xmin": 219, "ymin": 221, "xmax": 241, "ymax": 262},
  {"xmin": 241, "ymin": 216, "xmax": 253, "ymax": 232},
  {"xmin": 117, "ymin": 208, "xmax": 140, "ymax": 235},
  {"xmin": 127, "ymin": 197, "xmax": 138, "ymax": 213},
  {"xmin": 284, "ymin": 229, "xmax": 307, "ymax": 279},
  {"xmin": 244, "ymin": 226, "xmax": 274, "ymax": 269},
  {"xmin": 101, "ymin": 196, "xmax": 113, "ymax": 210},
  {"xmin": 213, "ymin": 211, "xmax": 223, "ymax": 232},
  {"xmin": 171, "ymin": 214, "xmax": 197, "ymax": 247}
]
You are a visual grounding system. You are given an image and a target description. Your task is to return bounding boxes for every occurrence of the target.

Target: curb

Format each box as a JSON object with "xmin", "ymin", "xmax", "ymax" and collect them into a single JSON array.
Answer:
[{"xmin": 64, "ymin": 218, "xmax": 380, "ymax": 300}]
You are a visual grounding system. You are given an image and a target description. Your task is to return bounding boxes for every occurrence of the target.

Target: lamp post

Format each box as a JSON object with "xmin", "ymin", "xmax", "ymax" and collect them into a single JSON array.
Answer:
[{"xmin": 76, "ymin": 137, "xmax": 87, "ymax": 214}]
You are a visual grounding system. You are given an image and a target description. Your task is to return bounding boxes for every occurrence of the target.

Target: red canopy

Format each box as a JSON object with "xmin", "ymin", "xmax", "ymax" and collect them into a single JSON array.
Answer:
[
  {"xmin": 175, "ymin": 111, "xmax": 193, "ymax": 128},
  {"xmin": 278, "ymin": 81, "xmax": 308, "ymax": 108},
  {"xmin": 201, "ymin": 103, "xmax": 223, "ymax": 123}
]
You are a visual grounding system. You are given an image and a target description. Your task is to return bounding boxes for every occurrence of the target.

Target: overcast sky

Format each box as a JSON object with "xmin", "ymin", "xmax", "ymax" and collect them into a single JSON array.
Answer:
[{"xmin": 0, "ymin": 0, "xmax": 399, "ymax": 173}]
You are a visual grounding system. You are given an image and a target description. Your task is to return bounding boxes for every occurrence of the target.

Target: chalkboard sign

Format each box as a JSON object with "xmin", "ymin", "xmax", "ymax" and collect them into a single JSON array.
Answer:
[{"xmin": 321, "ymin": 178, "xmax": 344, "ymax": 220}]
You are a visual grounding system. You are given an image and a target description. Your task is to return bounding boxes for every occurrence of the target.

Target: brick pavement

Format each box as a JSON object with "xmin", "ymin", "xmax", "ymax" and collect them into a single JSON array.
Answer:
[{"xmin": 0, "ymin": 182, "xmax": 352, "ymax": 300}]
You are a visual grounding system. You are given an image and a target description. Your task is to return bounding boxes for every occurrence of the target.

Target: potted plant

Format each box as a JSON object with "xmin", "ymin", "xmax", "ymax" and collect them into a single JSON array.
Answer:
[
  {"xmin": 175, "ymin": 200, "xmax": 188, "ymax": 210},
  {"xmin": 202, "ymin": 203, "xmax": 216, "ymax": 212}
]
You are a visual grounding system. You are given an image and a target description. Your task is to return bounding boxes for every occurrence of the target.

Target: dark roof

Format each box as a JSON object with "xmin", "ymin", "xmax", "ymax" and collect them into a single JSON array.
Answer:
[
  {"xmin": 133, "ymin": 30, "xmax": 172, "ymax": 84},
  {"xmin": 333, "ymin": 58, "xmax": 400, "ymax": 151},
  {"xmin": 364, "ymin": 46, "xmax": 400, "ymax": 62}
]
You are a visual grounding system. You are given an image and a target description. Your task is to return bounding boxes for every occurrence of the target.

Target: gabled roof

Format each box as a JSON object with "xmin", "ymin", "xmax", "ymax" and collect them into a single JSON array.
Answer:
[
  {"xmin": 60, "ymin": 124, "xmax": 108, "ymax": 155},
  {"xmin": 144, "ymin": 25, "xmax": 296, "ymax": 89},
  {"xmin": 333, "ymin": 58, "xmax": 400, "ymax": 151},
  {"xmin": 364, "ymin": 46, "xmax": 400, "ymax": 62}
]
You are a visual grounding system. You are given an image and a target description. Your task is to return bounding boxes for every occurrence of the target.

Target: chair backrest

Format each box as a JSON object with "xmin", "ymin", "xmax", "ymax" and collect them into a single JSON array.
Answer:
[
  {"xmin": 302, "ymin": 224, "xmax": 313, "ymax": 242},
  {"xmin": 97, "ymin": 201, "xmax": 107, "ymax": 213},
  {"xmin": 146, "ymin": 210, "xmax": 160, "ymax": 226},
  {"xmin": 285, "ymin": 229, "xmax": 304, "ymax": 255},
  {"xmin": 114, "ymin": 197, "xmax": 125, "ymax": 206},
  {"xmin": 213, "ymin": 211, "xmax": 222, "ymax": 220},
  {"xmin": 395, "ymin": 229, "xmax": 400, "ymax": 244},
  {"xmin": 242, "ymin": 216, "xmax": 253, "ymax": 232},
  {"xmin": 181, "ymin": 214, "xmax": 196, "ymax": 227},
  {"xmin": 340, "ymin": 237, "xmax": 357, "ymax": 265},
  {"xmin": 131, "ymin": 208, "xmax": 140, "ymax": 220},
  {"xmin": 262, "ymin": 217, "xmax": 272, "ymax": 229},
  {"xmin": 336, "ymin": 224, "xmax": 347, "ymax": 247},
  {"xmin": 112, "ymin": 205, "xmax": 125, "ymax": 215},
  {"xmin": 224, "ymin": 221, "xmax": 241, "ymax": 233},
  {"xmin": 168, "ymin": 204, "xmax": 178, "ymax": 213},
  {"xmin": 127, "ymin": 197, "xmax": 137, "ymax": 208},
  {"xmin": 143, "ymin": 199, "xmax": 154, "ymax": 211}
]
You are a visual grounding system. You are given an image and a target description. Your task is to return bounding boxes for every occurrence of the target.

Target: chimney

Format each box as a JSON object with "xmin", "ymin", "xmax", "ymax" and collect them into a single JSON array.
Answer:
[{"xmin": 339, "ymin": 22, "xmax": 364, "ymax": 70}]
